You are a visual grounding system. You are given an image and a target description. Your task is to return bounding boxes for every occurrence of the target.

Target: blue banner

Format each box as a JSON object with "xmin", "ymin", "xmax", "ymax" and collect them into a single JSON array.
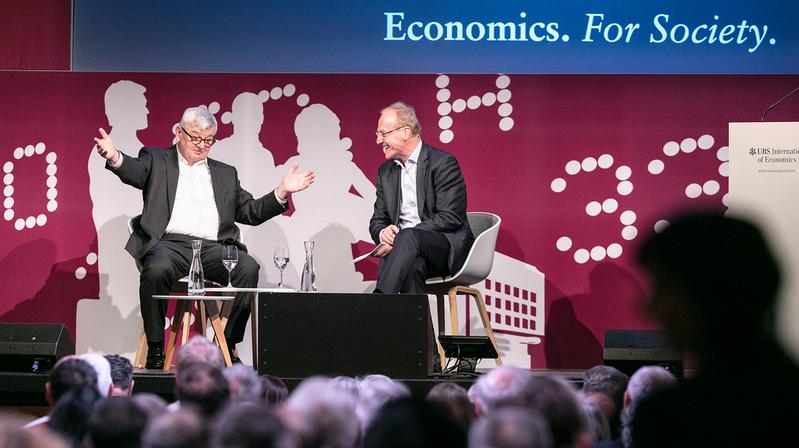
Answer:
[{"xmin": 72, "ymin": 0, "xmax": 799, "ymax": 74}]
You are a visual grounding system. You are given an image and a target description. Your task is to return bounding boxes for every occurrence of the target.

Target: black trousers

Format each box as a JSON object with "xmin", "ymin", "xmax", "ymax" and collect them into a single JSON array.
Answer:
[
  {"xmin": 375, "ymin": 228, "xmax": 451, "ymax": 293},
  {"xmin": 138, "ymin": 234, "xmax": 259, "ymax": 346}
]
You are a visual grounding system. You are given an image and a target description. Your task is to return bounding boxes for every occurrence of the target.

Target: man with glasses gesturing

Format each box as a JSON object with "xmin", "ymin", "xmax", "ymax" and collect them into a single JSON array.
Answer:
[
  {"xmin": 369, "ymin": 102, "xmax": 473, "ymax": 294},
  {"xmin": 94, "ymin": 105, "xmax": 315, "ymax": 369}
]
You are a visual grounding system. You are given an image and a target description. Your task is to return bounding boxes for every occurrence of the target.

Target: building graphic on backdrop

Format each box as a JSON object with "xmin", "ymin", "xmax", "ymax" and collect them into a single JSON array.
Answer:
[
  {"xmin": 449, "ymin": 252, "xmax": 545, "ymax": 368},
  {"xmin": 77, "ymin": 76, "xmax": 546, "ymax": 366}
]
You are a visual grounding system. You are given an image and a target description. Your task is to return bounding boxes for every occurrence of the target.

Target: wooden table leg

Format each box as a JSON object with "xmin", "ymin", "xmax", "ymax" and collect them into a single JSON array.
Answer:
[
  {"xmin": 164, "ymin": 300, "xmax": 190, "ymax": 371},
  {"xmin": 206, "ymin": 303, "xmax": 232, "ymax": 367}
]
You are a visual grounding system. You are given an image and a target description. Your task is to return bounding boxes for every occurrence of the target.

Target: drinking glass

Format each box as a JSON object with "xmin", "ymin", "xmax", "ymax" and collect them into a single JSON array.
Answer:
[
  {"xmin": 273, "ymin": 246, "xmax": 289, "ymax": 288},
  {"xmin": 222, "ymin": 244, "xmax": 238, "ymax": 288}
]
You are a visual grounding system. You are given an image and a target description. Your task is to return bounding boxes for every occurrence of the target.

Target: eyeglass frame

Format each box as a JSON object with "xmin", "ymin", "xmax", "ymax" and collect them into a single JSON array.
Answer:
[
  {"xmin": 375, "ymin": 125, "xmax": 408, "ymax": 139},
  {"xmin": 179, "ymin": 125, "xmax": 217, "ymax": 147}
]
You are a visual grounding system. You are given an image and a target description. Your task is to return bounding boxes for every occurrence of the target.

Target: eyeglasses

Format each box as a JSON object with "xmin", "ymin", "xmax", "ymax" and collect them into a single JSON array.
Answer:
[
  {"xmin": 375, "ymin": 126, "xmax": 408, "ymax": 139},
  {"xmin": 180, "ymin": 126, "xmax": 216, "ymax": 147}
]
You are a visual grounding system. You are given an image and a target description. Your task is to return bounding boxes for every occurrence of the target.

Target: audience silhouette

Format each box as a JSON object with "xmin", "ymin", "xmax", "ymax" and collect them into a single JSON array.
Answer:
[{"xmin": 631, "ymin": 212, "xmax": 799, "ymax": 447}]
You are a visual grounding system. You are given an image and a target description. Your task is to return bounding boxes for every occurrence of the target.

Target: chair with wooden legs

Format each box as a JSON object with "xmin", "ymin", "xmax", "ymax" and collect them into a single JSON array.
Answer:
[{"xmin": 426, "ymin": 212, "xmax": 503, "ymax": 371}]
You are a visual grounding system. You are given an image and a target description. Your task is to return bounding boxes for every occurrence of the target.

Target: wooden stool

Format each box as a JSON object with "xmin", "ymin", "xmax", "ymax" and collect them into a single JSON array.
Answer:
[
  {"xmin": 156, "ymin": 295, "xmax": 235, "ymax": 370},
  {"xmin": 133, "ymin": 300, "xmax": 212, "ymax": 369}
]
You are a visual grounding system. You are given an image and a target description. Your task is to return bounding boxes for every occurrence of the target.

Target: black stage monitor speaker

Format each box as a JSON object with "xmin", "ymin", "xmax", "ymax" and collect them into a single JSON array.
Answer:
[
  {"xmin": 258, "ymin": 293, "xmax": 432, "ymax": 379},
  {"xmin": 438, "ymin": 335, "xmax": 498, "ymax": 374},
  {"xmin": 438, "ymin": 335, "xmax": 497, "ymax": 359},
  {"xmin": 0, "ymin": 323, "xmax": 75, "ymax": 373},
  {"xmin": 604, "ymin": 330, "xmax": 683, "ymax": 378}
]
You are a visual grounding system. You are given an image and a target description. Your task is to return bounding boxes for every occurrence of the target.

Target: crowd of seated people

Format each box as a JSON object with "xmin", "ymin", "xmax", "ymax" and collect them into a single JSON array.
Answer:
[{"xmin": 0, "ymin": 334, "xmax": 679, "ymax": 448}]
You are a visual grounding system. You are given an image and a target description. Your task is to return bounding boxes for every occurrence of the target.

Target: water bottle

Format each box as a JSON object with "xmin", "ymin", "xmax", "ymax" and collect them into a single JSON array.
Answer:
[
  {"xmin": 300, "ymin": 240, "xmax": 317, "ymax": 292},
  {"xmin": 188, "ymin": 239, "xmax": 205, "ymax": 296}
]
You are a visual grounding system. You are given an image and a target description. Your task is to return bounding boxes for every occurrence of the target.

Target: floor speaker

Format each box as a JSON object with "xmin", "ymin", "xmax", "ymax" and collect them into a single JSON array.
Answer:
[
  {"xmin": 603, "ymin": 330, "xmax": 683, "ymax": 378},
  {"xmin": 0, "ymin": 323, "xmax": 75, "ymax": 373},
  {"xmin": 257, "ymin": 293, "xmax": 432, "ymax": 379}
]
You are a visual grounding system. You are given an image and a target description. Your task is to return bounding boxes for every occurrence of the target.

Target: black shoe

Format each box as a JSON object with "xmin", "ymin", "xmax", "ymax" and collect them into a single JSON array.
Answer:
[
  {"xmin": 228, "ymin": 346, "xmax": 242, "ymax": 364},
  {"xmin": 145, "ymin": 346, "xmax": 164, "ymax": 370}
]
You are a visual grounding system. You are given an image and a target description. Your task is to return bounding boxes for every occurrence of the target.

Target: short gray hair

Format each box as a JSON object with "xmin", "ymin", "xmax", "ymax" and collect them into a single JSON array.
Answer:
[
  {"xmin": 181, "ymin": 105, "xmax": 217, "ymax": 130},
  {"xmin": 286, "ymin": 377, "xmax": 360, "ymax": 448},
  {"xmin": 223, "ymin": 364, "xmax": 263, "ymax": 403},
  {"xmin": 469, "ymin": 407, "xmax": 553, "ymax": 448},
  {"xmin": 381, "ymin": 102, "xmax": 421, "ymax": 136},
  {"xmin": 174, "ymin": 335, "xmax": 225, "ymax": 372}
]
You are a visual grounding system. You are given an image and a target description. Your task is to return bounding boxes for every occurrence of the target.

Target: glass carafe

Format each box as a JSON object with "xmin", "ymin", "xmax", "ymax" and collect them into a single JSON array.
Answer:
[
  {"xmin": 300, "ymin": 240, "xmax": 317, "ymax": 292},
  {"xmin": 188, "ymin": 239, "xmax": 205, "ymax": 296}
]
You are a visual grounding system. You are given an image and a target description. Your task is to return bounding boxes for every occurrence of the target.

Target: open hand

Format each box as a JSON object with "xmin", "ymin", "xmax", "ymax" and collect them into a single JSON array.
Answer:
[
  {"xmin": 93, "ymin": 128, "xmax": 120, "ymax": 165},
  {"xmin": 276, "ymin": 164, "xmax": 315, "ymax": 199}
]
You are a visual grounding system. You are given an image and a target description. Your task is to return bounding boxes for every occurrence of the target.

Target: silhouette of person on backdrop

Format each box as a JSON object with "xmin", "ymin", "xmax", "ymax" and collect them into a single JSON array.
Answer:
[
  {"xmin": 280, "ymin": 103, "xmax": 376, "ymax": 292},
  {"xmin": 80, "ymin": 80, "xmax": 150, "ymax": 357},
  {"xmin": 93, "ymin": 105, "xmax": 314, "ymax": 369},
  {"xmin": 631, "ymin": 212, "xmax": 799, "ymax": 447},
  {"xmin": 213, "ymin": 91, "xmax": 278, "ymax": 192}
]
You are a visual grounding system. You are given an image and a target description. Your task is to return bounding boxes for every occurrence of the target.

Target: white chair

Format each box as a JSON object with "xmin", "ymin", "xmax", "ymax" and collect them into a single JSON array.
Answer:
[{"xmin": 426, "ymin": 212, "xmax": 503, "ymax": 369}]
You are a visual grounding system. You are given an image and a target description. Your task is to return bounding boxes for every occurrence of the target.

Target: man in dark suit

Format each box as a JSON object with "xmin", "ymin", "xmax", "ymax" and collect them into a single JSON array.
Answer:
[
  {"xmin": 94, "ymin": 106, "xmax": 314, "ymax": 369},
  {"xmin": 369, "ymin": 102, "xmax": 473, "ymax": 293}
]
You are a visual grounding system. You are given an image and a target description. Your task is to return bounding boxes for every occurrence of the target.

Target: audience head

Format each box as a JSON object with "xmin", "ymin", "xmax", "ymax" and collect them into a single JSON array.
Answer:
[
  {"xmin": 79, "ymin": 353, "xmax": 114, "ymax": 397},
  {"xmin": 330, "ymin": 376, "xmax": 360, "ymax": 399},
  {"xmin": 105, "ymin": 354, "xmax": 134, "ymax": 396},
  {"xmin": 362, "ymin": 396, "xmax": 466, "ymax": 448},
  {"xmin": 469, "ymin": 407, "xmax": 553, "ymax": 448},
  {"xmin": 0, "ymin": 413, "xmax": 66, "ymax": 448},
  {"xmin": 426, "ymin": 382, "xmax": 475, "ymax": 432},
  {"xmin": 174, "ymin": 336, "xmax": 225, "ymax": 374},
  {"xmin": 131, "ymin": 393, "xmax": 169, "ymax": 422},
  {"xmin": 260, "ymin": 374, "xmax": 289, "ymax": 406},
  {"xmin": 579, "ymin": 399, "xmax": 610, "ymax": 444},
  {"xmin": 142, "ymin": 408, "xmax": 207, "ymax": 448},
  {"xmin": 223, "ymin": 364, "xmax": 263, "ymax": 404},
  {"xmin": 581, "ymin": 365, "xmax": 628, "ymax": 438},
  {"xmin": 175, "ymin": 363, "xmax": 230, "ymax": 417},
  {"xmin": 621, "ymin": 365, "xmax": 677, "ymax": 447},
  {"xmin": 637, "ymin": 212, "xmax": 781, "ymax": 354},
  {"xmin": 356, "ymin": 374, "xmax": 411, "ymax": 431},
  {"xmin": 88, "ymin": 396, "xmax": 148, "ymax": 448},
  {"xmin": 46, "ymin": 357, "xmax": 97, "ymax": 406},
  {"xmin": 211, "ymin": 402, "xmax": 291, "ymax": 448},
  {"xmin": 284, "ymin": 377, "xmax": 359, "ymax": 448},
  {"xmin": 48, "ymin": 384, "xmax": 102, "ymax": 448},
  {"xmin": 624, "ymin": 366, "xmax": 677, "ymax": 406},
  {"xmin": 468, "ymin": 366, "xmax": 533, "ymax": 416},
  {"xmin": 526, "ymin": 375, "xmax": 589, "ymax": 448}
]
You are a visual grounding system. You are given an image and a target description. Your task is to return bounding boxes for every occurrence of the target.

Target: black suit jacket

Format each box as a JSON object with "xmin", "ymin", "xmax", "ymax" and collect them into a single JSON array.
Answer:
[
  {"xmin": 109, "ymin": 146, "xmax": 287, "ymax": 259},
  {"xmin": 369, "ymin": 143, "xmax": 474, "ymax": 272}
]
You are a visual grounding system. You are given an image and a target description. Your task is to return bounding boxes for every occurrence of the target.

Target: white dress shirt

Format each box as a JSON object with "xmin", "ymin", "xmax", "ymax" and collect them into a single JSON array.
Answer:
[
  {"xmin": 111, "ymin": 146, "xmax": 219, "ymax": 240},
  {"xmin": 163, "ymin": 149, "xmax": 220, "ymax": 240},
  {"xmin": 396, "ymin": 141, "xmax": 423, "ymax": 229}
]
